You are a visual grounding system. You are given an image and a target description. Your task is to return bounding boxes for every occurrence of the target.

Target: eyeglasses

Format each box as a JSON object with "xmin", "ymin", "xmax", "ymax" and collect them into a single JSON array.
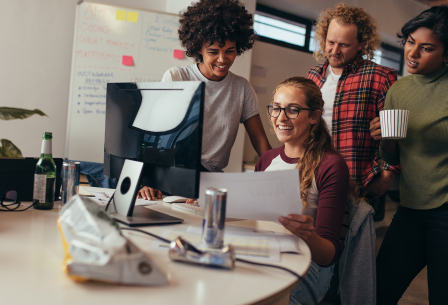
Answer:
[
  {"xmin": 267, "ymin": 105, "xmax": 315, "ymax": 119},
  {"xmin": 0, "ymin": 190, "xmax": 34, "ymax": 212}
]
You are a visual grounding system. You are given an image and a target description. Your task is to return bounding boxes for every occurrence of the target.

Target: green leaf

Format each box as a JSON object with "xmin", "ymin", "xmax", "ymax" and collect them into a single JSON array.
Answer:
[
  {"xmin": 0, "ymin": 107, "xmax": 47, "ymax": 120},
  {"xmin": 0, "ymin": 139, "xmax": 23, "ymax": 158}
]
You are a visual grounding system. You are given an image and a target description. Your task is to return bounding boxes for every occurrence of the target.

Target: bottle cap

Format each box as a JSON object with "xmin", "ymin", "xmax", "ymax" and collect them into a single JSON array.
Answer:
[{"xmin": 43, "ymin": 132, "xmax": 53, "ymax": 139}]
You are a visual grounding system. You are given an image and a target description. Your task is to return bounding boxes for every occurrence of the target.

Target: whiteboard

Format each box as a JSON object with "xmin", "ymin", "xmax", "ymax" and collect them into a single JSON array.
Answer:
[{"xmin": 65, "ymin": 1, "xmax": 195, "ymax": 162}]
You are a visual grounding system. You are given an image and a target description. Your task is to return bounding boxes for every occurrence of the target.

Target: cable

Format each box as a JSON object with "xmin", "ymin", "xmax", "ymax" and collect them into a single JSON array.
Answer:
[
  {"xmin": 0, "ymin": 201, "xmax": 36, "ymax": 212},
  {"xmin": 120, "ymin": 227, "xmax": 171, "ymax": 243},
  {"xmin": 121, "ymin": 227, "xmax": 318, "ymax": 305},
  {"xmin": 235, "ymin": 258, "xmax": 318, "ymax": 305},
  {"xmin": 105, "ymin": 191, "xmax": 115, "ymax": 211}
]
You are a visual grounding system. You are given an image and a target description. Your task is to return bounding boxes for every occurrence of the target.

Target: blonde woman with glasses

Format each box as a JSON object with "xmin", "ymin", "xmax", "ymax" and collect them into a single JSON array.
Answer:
[{"xmin": 255, "ymin": 76, "xmax": 352, "ymax": 305}]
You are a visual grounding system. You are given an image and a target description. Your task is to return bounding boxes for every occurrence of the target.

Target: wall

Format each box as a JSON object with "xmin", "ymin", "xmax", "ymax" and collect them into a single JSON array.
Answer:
[
  {"xmin": 243, "ymin": 0, "xmax": 428, "ymax": 163},
  {"xmin": 0, "ymin": 0, "xmax": 255, "ymax": 173},
  {"xmin": 0, "ymin": 0, "xmax": 166, "ymax": 159}
]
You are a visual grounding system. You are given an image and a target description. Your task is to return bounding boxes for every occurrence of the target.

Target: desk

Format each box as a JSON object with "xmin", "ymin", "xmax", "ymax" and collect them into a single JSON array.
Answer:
[{"xmin": 0, "ymin": 189, "xmax": 311, "ymax": 305}]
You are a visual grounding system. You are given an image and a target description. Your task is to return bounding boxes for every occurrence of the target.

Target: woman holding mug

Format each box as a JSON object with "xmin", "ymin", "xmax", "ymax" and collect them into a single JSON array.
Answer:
[{"xmin": 370, "ymin": 6, "xmax": 448, "ymax": 304}]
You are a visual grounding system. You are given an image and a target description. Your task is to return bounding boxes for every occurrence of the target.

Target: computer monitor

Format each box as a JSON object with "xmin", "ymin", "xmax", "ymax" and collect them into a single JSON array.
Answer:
[{"xmin": 103, "ymin": 81, "xmax": 204, "ymax": 226}]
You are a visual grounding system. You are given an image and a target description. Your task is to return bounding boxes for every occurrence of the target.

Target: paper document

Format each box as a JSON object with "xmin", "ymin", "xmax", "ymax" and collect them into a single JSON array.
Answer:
[
  {"xmin": 149, "ymin": 228, "xmax": 281, "ymax": 262},
  {"xmin": 187, "ymin": 225, "xmax": 302, "ymax": 255},
  {"xmin": 78, "ymin": 186, "xmax": 94, "ymax": 197},
  {"xmin": 198, "ymin": 170, "xmax": 302, "ymax": 222},
  {"xmin": 88, "ymin": 189, "xmax": 157, "ymax": 207}
]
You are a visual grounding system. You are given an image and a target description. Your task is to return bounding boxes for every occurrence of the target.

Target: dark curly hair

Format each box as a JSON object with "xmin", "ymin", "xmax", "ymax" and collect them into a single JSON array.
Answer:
[
  {"xmin": 178, "ymin": 0, "xmax": 255, "ymax": 62},
  {"xmin": 398, "ymin": 5, "xmax": 448, "ymax": 55}
]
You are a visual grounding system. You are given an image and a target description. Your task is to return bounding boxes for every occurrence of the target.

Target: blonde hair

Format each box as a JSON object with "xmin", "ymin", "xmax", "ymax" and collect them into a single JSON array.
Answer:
[
  {"xmin": 313, "ymin": 3, "xmax": 381, "ymax": 61},
  {"xmin": 272, "ymin": 77, "xmax": 359, "ymax": 209}
]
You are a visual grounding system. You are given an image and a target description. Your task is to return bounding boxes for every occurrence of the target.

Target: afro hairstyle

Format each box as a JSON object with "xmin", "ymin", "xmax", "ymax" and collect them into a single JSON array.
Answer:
[{"xmin": 178, "ymin": 0, "xmax": 255, "ymax": 62}]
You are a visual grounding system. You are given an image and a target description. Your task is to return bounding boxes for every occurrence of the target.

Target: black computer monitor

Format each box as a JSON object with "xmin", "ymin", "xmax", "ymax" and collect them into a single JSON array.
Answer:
[{"xmin": 104, "ymin": 81, "xmax": 204, "ymax": 200}]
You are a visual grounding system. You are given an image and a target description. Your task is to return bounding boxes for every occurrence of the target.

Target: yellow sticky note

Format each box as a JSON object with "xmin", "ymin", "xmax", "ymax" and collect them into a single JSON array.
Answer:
[
  {"xmin": 116, "ymin": 10, "xmax": 126, "ymax": 21},
  {"xmin": 127, "ymin": 11, "xmax": 138, "ymax": 23}
]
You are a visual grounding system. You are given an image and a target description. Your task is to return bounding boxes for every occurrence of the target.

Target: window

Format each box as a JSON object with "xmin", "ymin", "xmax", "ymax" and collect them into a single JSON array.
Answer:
[
  {"xmin": 372, "ymin": 44, "xmax": 404, "ymax": 76},
  {"xmin": 255, "ymin": 5, "xmax": 404, "ymax": 75},
  {"xmin": 309, "ymin": 25, "xmax": 317, "ymax": 52},
  {"xmin": 254, "ymin": 4, "xmax": 313, "ymax": 53},
  {"xmin": 254, "ymin": 14, "xmax": 307, "ymax": 47}
]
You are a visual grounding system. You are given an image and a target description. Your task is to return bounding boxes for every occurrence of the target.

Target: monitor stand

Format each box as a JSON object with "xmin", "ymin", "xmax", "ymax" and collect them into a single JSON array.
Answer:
[
  {"xmin": 111, "ymin": 206, "xmax": 183, "ymax": 227},
  {"xmin": 108, "ymin": 159, "xmax": 183, "ymax": 227}
]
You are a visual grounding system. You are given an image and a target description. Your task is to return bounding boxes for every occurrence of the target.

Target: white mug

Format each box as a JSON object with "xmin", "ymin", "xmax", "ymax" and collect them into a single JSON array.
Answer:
[{"xmin": 379, "ymin": 109, "xmax": 409, "ymax": 139}]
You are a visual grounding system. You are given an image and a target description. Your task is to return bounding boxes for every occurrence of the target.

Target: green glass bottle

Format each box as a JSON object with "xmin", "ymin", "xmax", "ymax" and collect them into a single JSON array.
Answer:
[{"xmin": 33, "ymin": 132, "xmax": 56, "ymax": 210}]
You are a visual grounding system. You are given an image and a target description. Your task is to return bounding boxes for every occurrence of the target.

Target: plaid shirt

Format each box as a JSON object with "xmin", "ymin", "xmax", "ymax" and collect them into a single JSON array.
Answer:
[{"xmin": 307, "ymin": 59, "xmax": 401, "ymax": 190}]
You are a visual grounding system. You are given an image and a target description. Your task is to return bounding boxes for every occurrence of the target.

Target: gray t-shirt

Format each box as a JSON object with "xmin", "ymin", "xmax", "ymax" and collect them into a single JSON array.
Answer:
[{"xmin": 161, "ymin": 64, "xmax": 260, "ymax": 172}]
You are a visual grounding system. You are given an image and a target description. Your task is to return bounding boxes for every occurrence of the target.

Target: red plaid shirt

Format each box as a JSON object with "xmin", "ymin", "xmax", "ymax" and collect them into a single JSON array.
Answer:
[{"xmin": 307, "ymin": 59, "xmax": 401, "ymax": 190}]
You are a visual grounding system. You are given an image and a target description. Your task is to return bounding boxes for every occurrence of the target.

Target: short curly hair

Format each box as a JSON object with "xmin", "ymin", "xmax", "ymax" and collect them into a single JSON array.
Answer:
[
  {"xmin": 178, "ymin": 0, "xmax": 255, "ymax": 62},
  {"xmin": 313, "ymin": 3, "xmax": 381, "ymax": 61}
]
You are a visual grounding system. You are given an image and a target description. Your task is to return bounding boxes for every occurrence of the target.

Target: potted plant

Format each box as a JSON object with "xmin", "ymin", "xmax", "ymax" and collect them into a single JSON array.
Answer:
[{"xmin": 0, "ymin": 107, "xmax": 47, "ymax": 157}]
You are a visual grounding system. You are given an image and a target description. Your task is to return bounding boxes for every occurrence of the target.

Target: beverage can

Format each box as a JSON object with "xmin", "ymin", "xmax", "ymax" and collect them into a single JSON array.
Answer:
[
  {"xmin": 61, "ymin": 161, "xmax": 80, "ymax": 204},
  {"xmin": 202, "ymin": 187, "xmax": 227, "ymax": 248},
  {"xmin": 72, "ymin": 161, "xmax": 81, "ymax": 195}
]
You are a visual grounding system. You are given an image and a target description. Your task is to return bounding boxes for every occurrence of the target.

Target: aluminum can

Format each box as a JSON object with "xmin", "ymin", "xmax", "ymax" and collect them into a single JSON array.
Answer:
[
  {"xmin": 72, "ymin": 161, "xmax": 81, "ymax": 195},
  {"xmin": 61, "ymin": 161, "xmax": 80, "ymax": 204},
  {"xmin": 202, "ymin": 188, "xmax": 227, "ymax": 248}
]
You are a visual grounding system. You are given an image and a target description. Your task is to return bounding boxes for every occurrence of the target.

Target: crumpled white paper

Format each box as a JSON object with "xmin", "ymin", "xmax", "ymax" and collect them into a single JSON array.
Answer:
[{"xmin": 58, "ymin": 195, "xmax": 168, "ymax": 286}]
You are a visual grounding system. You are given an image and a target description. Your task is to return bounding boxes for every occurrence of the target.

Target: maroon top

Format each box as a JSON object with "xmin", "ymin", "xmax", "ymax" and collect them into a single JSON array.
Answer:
[{"xmin": 255, "ymin": 146, "xmax": 349, "ymax": 264}]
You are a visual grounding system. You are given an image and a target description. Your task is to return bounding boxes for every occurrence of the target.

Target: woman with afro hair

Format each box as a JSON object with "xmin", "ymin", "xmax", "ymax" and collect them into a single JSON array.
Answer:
[{"xmin": 139, "ymin": 0, "xmax": 271, "ymax": 200}]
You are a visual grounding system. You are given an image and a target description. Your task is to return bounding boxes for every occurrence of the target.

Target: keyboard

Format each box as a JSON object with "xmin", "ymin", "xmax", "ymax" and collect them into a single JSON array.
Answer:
[{"xmin": 171, "ymin": 202, "xmax": 204, "ymax": 216}]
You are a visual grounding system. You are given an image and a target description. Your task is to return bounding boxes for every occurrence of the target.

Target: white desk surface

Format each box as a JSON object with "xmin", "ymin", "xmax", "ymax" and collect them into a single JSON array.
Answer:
[{"xmin": 0, "ymin": 187, "xmax": 311, "ymax": 305}]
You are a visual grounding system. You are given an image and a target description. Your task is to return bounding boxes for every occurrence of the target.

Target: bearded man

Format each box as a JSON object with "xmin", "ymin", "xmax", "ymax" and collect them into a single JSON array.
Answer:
[{"xmin": 307, "ymin": 3, "xmax": 400, "ymax": 220}]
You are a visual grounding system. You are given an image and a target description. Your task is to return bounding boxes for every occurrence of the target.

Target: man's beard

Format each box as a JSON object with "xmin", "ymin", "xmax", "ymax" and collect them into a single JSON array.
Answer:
[{"xmin": 327, "ymin": 54, "xmax": 345, "ymax": 68}]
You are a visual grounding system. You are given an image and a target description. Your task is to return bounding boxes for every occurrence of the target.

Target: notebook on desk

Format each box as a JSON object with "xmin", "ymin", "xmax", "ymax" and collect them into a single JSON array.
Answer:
[{"xmin": 0, "ymin": 158, "xmax": 63, "ymax": 201}]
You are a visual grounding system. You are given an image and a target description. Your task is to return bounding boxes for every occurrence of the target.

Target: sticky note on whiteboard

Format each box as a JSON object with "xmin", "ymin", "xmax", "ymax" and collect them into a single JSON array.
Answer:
[
  {"xmin": 173, "ymin": 49, "xmax": 184, "ymax": 59},
  {"xmin": 122, "ymin": 56, "xmax": 133, "ymax": 66},
  {"xmin": 116, "ymin": 10, "xmax": 126, "ymax": 21},
  {"xmin": 127, "ymin": 11, "xmax": 138, "ymax": 23}
]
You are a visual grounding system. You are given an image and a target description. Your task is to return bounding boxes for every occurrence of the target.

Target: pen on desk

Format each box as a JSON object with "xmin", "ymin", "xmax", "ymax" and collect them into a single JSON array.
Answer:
[{"xmin": 98, "ymin": 192, "xmax": 110, "ymax": 198}]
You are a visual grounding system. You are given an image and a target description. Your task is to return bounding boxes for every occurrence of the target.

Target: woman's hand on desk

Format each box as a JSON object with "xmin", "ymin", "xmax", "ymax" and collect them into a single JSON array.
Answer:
[
  {"xmin": 185, "ymin": 198, "xmax": 197, "ymax": 204},
  {"xmin": 138, "ymin": 186, "xmax": 162, "ymax": 200}
]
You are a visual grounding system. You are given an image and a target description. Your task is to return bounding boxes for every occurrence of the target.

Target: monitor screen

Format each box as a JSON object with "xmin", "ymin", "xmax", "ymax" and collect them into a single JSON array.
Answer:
[{"xmin": 104, "ymin": 81, "xmax": 204, "ymax": 199}]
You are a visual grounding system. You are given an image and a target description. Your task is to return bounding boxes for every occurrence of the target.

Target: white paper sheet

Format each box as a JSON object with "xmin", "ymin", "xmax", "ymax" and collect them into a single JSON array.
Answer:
[
  {"xmin": 197, "ymin": 170, "xmax": 302, "ymax": 222},
  {"xmin": 148, "ymin": 228, "xmax": 281, "ymax": 262},
  {"xmin": 88, "ymin": 190, "xmax": 157, "ymax": 206},
  {"xmin": 78, "ymin": 186, "xmax": 94, "ymax": 196},
  {"xmin": 132, "ymin": 82, "xmax": 201, "ymax": 132},
  {"xmin": 187, "ymin": 225, "xmax": 302, "ymax": 255}
]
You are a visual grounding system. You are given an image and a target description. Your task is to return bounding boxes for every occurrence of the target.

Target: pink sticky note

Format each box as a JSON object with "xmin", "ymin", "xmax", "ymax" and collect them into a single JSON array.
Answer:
[
  {"xmin": 122, "ymin": 55, "xmax": 133, "ymax": 66},
  {"xmin": 173, "ymin": 49, "xmax": 184, "ymax": 59}
]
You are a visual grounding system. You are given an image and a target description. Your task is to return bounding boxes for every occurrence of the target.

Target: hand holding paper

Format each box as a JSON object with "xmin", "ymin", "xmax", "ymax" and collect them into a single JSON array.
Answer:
[
  {"xmin": 198, "ymin": 170, "xmax": 302, "ymax": 222},
  {"xmin": 279, "ymin": 214, "xmax": 314, "ymax": 241}
]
